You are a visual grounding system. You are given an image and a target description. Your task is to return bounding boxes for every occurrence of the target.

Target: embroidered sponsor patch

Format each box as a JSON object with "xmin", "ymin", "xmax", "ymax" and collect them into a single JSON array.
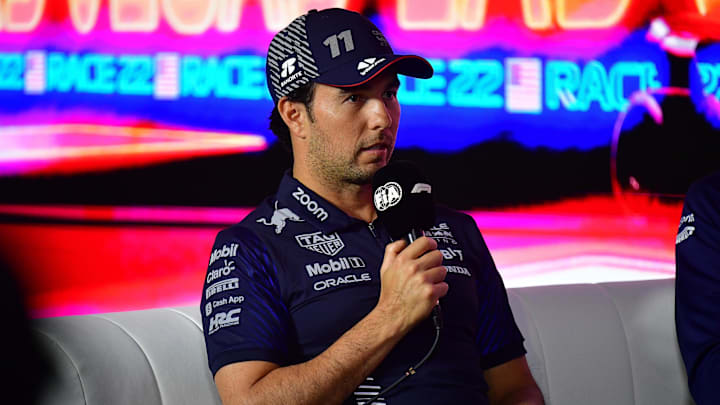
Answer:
[
  {"xmin": 205, "ymin": 278, "xmax": 239, "ymax": 299},
  {"xmin": 676, "ymin": 226, "xmax": 695, "ymax": 245},
  {"xmin": 427, "ymin": 222, "xmax": 458, "ymax": 245},
  {"xmin": 207, "ymin": 308, "xmax": 242, "ymax": 335},
  {"xmin": 295, "ymin": 231, "xmax": 345, "ymax": 256},
  {"xmin": 305, "ymin": 257, "xmax": 366, "ymax": 277},
  {"xmin": 257, "ymin": 201, "xmax": 304, "ymax": 234}
]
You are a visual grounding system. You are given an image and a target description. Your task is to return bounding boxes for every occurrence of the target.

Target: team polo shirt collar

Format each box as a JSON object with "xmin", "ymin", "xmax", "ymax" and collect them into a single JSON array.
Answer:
[{"xmin": 276, "ymin": 172, "xmax": 361, "ymax": 233}]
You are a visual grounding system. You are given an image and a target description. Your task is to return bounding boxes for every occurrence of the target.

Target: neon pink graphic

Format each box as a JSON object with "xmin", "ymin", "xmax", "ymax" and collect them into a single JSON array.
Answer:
[
  {"xmin": 110, "ymin": 0, "xmax": 159, "ymax": 32},
  {"xmin": 162, "ymin": 0, "xmax": 218, "ymax": 35},
  {"xmin": 0, "ymin": 123, "xmax": 266, "ymax": 176},
  {"xmin": 556, "ymin": 0, "xmax": 631, "ymax": 29},
  {"xmin": 4, "ymin": 0, "xmax": 45, "ymax": 32},
  {"xmin": 522, "ymin": 0, "xmax": 553, "ymax": 29},
  {"xmin": 69, "ymin": 0, "xmax": 101, "ymax": 34},
  {"xmin": 0, "ymin": 196, "xmax": 681, "ymax": 317}
]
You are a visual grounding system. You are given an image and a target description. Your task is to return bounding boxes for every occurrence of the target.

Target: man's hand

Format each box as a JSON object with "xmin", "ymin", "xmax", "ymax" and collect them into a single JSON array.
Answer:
[
  {"xmin": 215, "ymin": 237, "xmax": 449, "ymax": 405},
  {"xmin": 375, "ymin": 236, "xmax": 449, "ymax": 335}
]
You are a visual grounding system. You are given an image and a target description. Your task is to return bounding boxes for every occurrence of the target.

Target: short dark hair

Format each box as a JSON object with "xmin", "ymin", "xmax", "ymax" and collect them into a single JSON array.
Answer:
[{"xmin": 268, "ymin": 82, "xmax": 317, "ymax": 152}]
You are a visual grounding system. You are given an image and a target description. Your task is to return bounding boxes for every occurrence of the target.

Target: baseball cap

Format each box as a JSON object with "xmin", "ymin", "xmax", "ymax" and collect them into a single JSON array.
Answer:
[{"xmin": 266, "ymin": 8, "xmax": 433, "ymax": 105}]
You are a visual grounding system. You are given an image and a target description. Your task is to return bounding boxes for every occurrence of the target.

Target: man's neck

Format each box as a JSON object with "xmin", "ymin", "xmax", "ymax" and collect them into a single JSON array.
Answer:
[{"xmin": 293, "ymin": 170, "xmax": 377, "ymax": 223}]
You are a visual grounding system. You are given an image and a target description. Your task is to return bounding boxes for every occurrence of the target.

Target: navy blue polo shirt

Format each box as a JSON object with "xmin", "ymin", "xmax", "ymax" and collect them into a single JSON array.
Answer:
[
  {"xmin": 201, "ymin": 172, "xmax": 526, "ymax": 404},
  {"xmin": 676, "ymin": 170, "xmax": 720, "ymax": 405}
]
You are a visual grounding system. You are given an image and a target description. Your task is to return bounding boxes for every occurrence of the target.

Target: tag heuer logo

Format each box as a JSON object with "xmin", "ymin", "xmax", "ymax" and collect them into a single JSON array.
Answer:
[{"xmin": 295, "ymin": 232, "xmax": 345, "ymax": 256}]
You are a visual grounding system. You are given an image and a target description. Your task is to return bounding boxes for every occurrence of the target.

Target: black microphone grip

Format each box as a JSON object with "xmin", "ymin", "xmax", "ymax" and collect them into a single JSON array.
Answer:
[{"xmin": 404, "ymin": 230, "xmax": 442, "ymax": 331}]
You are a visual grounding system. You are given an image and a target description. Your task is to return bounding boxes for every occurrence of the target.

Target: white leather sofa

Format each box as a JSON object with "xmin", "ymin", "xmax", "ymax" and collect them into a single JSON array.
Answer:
[{"xmin": 33, "ymin": 278, "xmax": 695, "ymax": 405}]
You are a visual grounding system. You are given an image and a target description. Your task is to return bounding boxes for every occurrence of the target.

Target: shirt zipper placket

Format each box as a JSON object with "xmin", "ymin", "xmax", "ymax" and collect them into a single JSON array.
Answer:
[{"xmin": 368, "ymin": 221, "xmax": 387, "ymax": 249}]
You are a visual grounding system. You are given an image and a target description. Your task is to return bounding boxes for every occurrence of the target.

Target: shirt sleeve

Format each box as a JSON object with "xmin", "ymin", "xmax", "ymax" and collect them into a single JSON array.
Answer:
[
  {"xmin": 200, "ymin": 226, "xmax": 296, "ymax": 376},
  {"xmin": 463, "ymin": 215, "xmax": 526, "ymax": 369},
  {"xmin": 676, "ymin": 174, "xmax": 720, "ymax": 405}
]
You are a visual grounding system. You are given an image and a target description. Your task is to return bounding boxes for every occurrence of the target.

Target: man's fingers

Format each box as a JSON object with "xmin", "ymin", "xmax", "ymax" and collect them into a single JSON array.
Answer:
[
  {"xmin": 416, "ymin": 249, "xmax": 444, "ymax": 269},
  {"xmin": 432, "ymin": 281, "xmax": 450, "ymax": 300},
  {"xmin": 383, "ymin": 239, "xmax": 408, "ymax": 262},
  {"xmin": 398, "ymin": 236, "xmax": 437, "ymax": 259},
  {"xmin": 424, "ymin": 265, "xmax": 448, "ymax": 284}
]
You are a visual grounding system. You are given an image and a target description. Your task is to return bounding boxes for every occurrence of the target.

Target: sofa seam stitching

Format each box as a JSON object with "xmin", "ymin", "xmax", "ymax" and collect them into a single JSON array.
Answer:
[
  {"xmin": 166, "ymin": 307, "xmax": 203, "ymax": 331},
  {"xmin": 90, "ymin": 314, "xmax": 164, "ymax": 405},
  {"xmin": 34, "ymin": 328, "xmax": 90, "ymax": 405},
  {"xmin": 509, "ymin": 289, "xmax": 552, "ymax": 403},
  {"xmin": 595, "ymin": 283, "xmax": 638, "ymax": 404}
]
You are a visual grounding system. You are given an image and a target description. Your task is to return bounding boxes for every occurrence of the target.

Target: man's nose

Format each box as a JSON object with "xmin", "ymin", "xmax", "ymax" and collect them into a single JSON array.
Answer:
[{"xmin": 368, "ymin": 98, "xmax": 393, "ymax": 131}]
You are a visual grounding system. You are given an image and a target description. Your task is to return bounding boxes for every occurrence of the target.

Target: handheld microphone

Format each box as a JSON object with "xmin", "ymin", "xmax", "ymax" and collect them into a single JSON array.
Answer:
[
  {"xmin": 362, "ymin": 161, "xmax": 442, "ymax": 405},
  {"xmin": 372, "ymin": 160, "xmax": 441, "ymax": 325},
  {"xmin": 371, "ymin": 161, "xmax": 435, "ymax": 242}
]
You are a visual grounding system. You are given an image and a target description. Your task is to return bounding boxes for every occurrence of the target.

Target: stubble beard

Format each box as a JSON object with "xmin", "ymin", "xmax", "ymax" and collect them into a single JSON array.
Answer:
[{"xmin": 307, "ymin": 127, "xmax": 392, "ymax": 187}]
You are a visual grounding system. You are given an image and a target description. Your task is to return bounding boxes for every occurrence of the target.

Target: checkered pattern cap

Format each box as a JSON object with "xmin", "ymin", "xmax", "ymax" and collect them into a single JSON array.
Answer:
[{"xmin": 266, "ymin": 8, "xmax": 433, "ymax": 104}]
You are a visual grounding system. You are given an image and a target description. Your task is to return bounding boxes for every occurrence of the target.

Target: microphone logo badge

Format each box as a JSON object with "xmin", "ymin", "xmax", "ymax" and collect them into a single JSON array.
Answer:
[
  {"xmin": 411, "ymin": 183, "xmax": 432, "ymax": 194},
  {"xmin": 373, "ymin": 181, "xmax": 402, "ymax": 211}
]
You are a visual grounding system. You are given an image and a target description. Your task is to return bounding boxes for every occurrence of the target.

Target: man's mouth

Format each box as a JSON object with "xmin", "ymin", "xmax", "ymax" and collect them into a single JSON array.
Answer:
[{"xmin": 362, "ymin": 142, "xmax": 389, "ymax": 152}]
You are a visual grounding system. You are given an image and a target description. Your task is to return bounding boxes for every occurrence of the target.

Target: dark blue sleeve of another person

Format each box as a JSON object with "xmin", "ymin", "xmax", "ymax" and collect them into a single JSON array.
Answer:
[{"xmin": 676, "ymin": 172, "xmax": 720, "ymax": 405}]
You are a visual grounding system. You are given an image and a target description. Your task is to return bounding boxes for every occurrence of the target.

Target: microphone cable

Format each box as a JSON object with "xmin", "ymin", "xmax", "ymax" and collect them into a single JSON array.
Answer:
[{"xmin": 360, "ymin": 304, "xmax": 443, "ymax": 405}]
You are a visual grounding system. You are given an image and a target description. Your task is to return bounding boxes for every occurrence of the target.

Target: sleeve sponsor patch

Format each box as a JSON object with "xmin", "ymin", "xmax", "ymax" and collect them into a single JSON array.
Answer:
[
  {"xmin": 676, "ymin": 226, "xmax": 695, "ymax": 245},
  {"xmin": 676, "ymin": 212, "xmax": 696, "ymax": 245}
]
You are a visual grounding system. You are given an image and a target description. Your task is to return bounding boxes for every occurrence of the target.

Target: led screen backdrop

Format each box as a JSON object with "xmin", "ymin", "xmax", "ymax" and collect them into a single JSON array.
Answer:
[{"xmin": 2, "ymin": 0, "xmax": 720, "ymax": 177}]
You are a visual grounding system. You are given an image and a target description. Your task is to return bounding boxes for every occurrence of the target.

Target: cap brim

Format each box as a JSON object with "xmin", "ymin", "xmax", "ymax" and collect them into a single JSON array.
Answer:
[{"xmin": 314, "ymin": 54, "xmax": 433, "ymax": 88}]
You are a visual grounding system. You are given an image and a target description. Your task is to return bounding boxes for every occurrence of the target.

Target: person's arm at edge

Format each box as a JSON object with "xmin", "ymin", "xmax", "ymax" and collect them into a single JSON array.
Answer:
[
  {"xmin": 485, "ymin": 356, "xmax": 544, "ymax": 405},
  {"xmin": 215, "ymin": 236, "xmax": 448, "ymax": 405}
]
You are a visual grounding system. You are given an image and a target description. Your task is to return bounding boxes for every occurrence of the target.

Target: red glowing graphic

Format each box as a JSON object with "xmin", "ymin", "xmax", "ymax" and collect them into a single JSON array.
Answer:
[
  {"xmin": 0, "ymin": 124, "xmax": 267, "ymax": 176},
  {"xmin": 0, "ymin": 197, "xmax": 680, "ymax": 317}
]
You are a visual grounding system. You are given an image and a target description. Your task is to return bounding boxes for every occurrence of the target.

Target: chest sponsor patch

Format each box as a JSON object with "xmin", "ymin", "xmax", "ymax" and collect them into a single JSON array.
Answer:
[
  {"xmin": 295, "ymin": 231, "xmax": 345, "ymax": 256},
  {"xmin": 292, "ymin": 187, "xmax": 329, "ymax": 221},
  {"xmin": 305, "ymin": 257, "xmax": 366, "ymax": 277},
  {"xmin": 440, "ymin": 248, "xmax": 464, "ymax": 261},
  {"xmin": 427, "ymin": 222, "xmax": 458, "ymax": 245},
  {"xmin": 446, "ymin": 265, "xmax": 471, "ymax": 277},
  {"xmin": 313, "ymin": 273, "xmax": 372, "ymax": 291}
]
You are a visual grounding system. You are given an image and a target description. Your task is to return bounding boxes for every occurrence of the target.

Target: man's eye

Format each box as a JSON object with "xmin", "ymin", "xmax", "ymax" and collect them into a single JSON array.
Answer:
[
  {"xmin": 347, "ymin": 95, "xmax": 360, "ymax": 102},
  {"xmin": 384, "ymin": 90, "xmax": 397, "ymax": 99}
]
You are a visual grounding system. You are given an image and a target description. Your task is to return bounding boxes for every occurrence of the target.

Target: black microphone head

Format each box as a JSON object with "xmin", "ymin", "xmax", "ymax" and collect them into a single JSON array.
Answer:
[{"xmin": 372, "ymin": 161, "xmax": 435, "ymax": 240}]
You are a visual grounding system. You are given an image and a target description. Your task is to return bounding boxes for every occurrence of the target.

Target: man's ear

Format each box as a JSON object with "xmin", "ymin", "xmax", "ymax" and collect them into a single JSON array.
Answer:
[{"xmin": 277, "ymin": 97, "xmax": 308, "ymax": 140}]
